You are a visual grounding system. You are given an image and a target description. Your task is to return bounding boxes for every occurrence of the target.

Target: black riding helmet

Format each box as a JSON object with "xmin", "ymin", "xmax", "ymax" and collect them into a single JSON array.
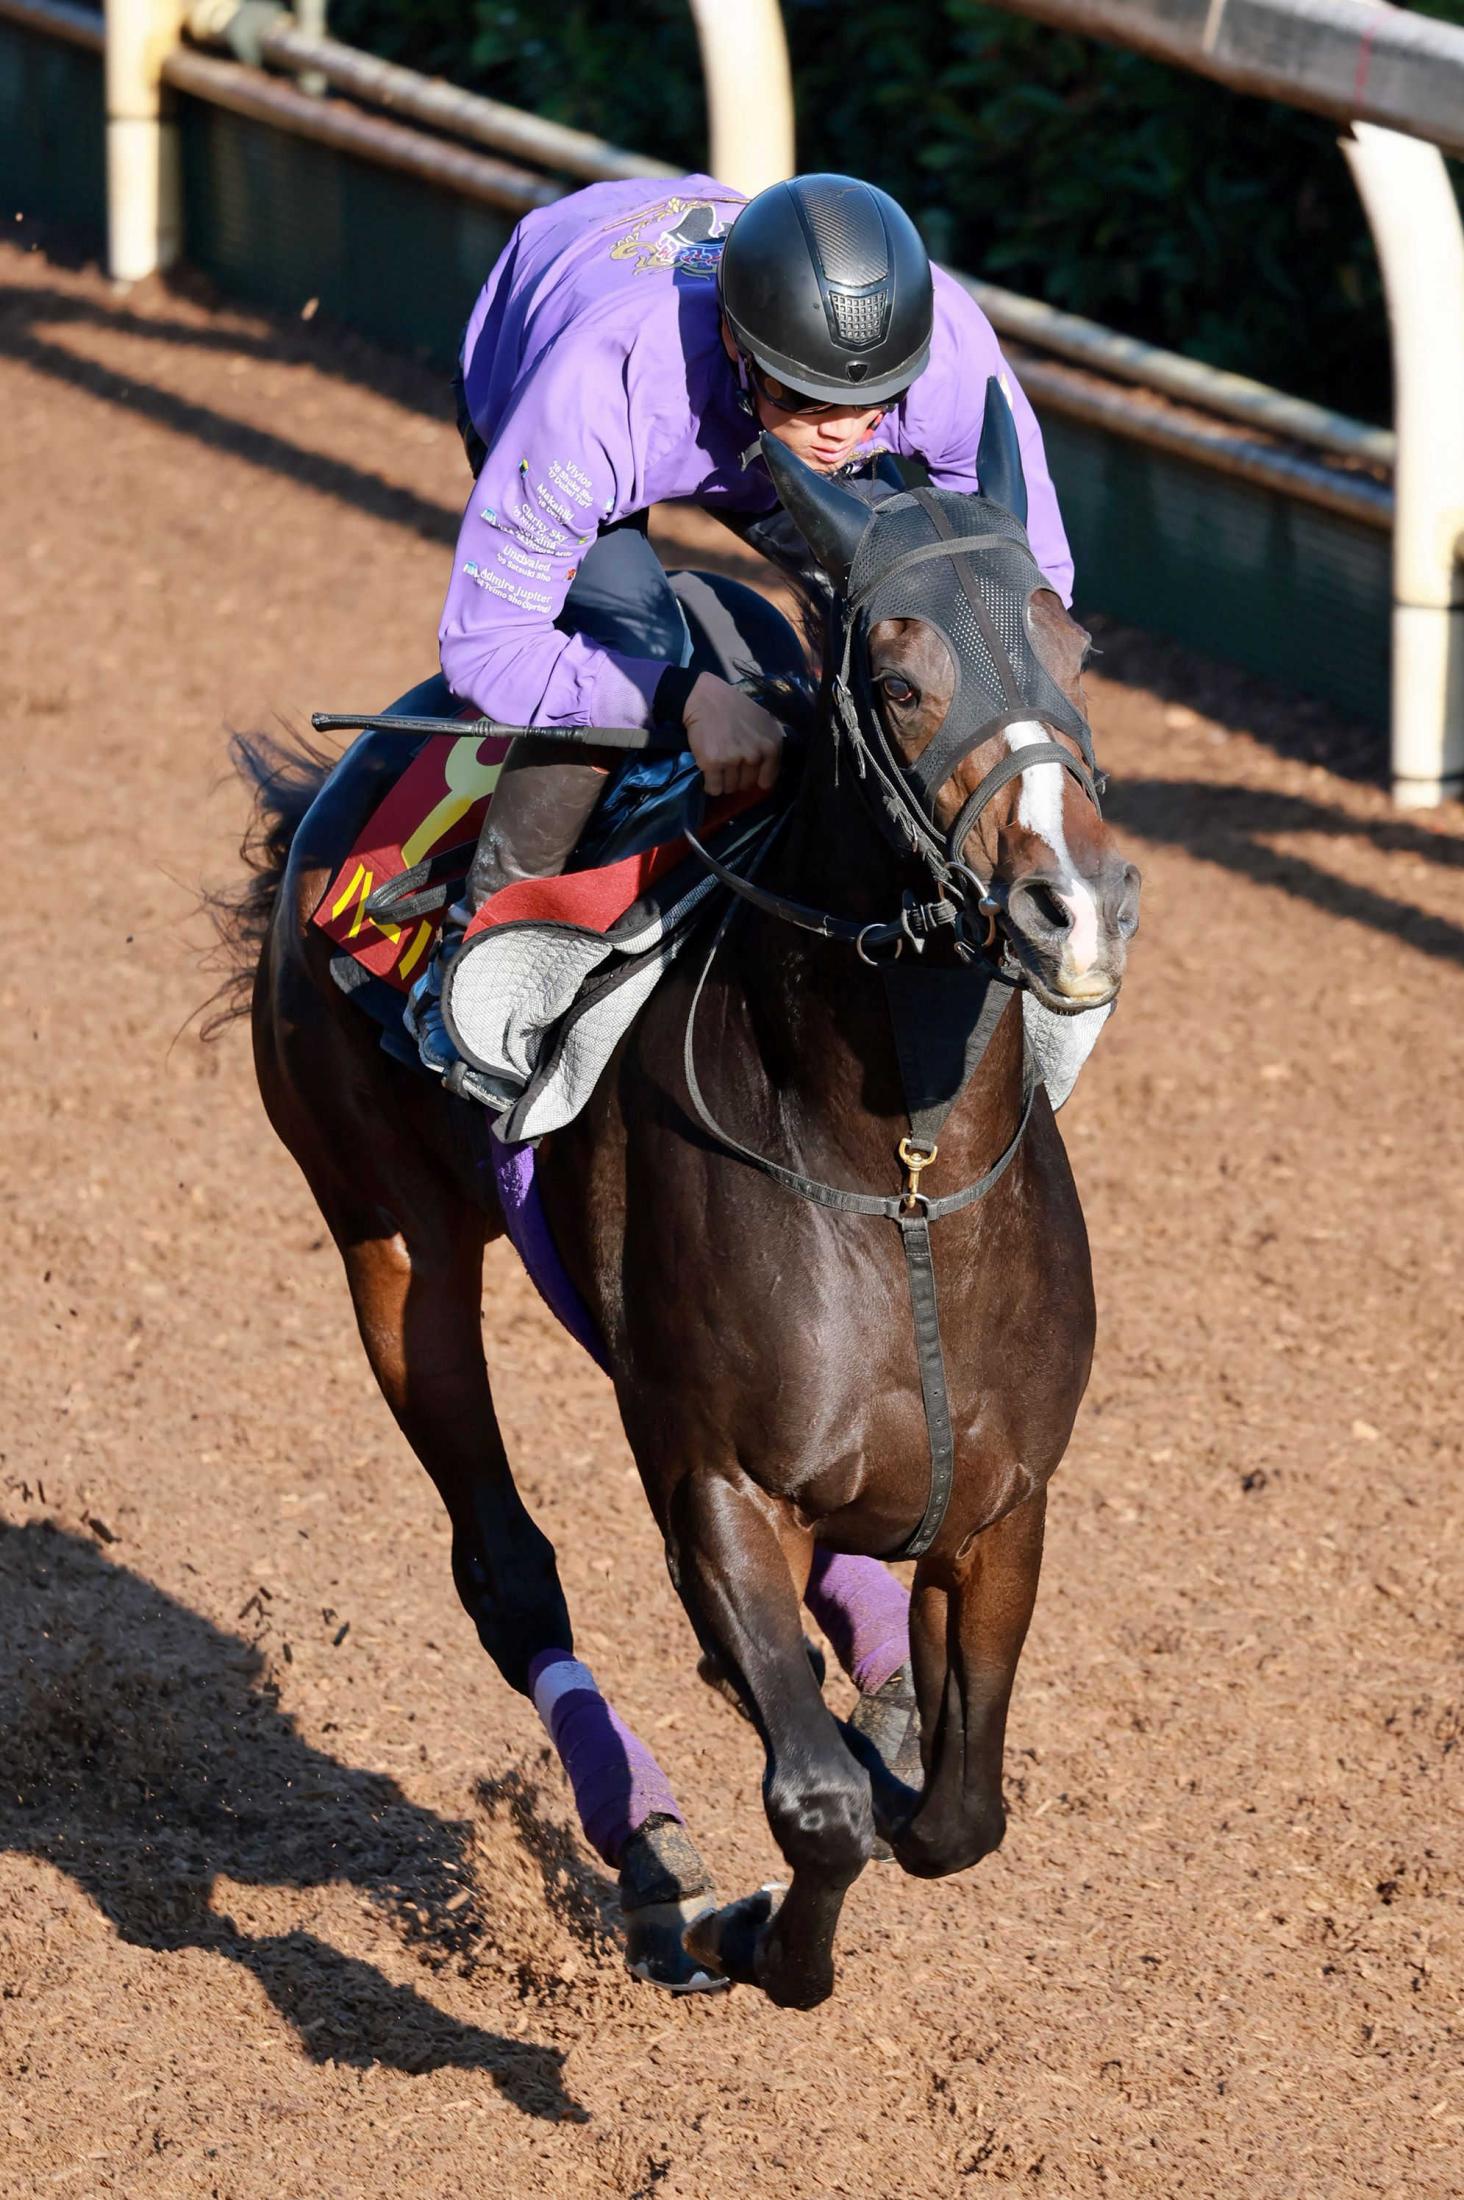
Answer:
[{"xmin": 719, "ymin": 173, "xmax": 934, "ymax": 408}]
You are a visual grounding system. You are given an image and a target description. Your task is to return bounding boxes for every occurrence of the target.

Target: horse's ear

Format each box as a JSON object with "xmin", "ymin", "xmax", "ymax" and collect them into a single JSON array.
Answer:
[
  {"xmin": 759, "ymin": 432, "xmax": 871, "ymax": 590},
  {"xmin": 976, "ymin": 375, "xmax": 1028, "ymax": 527}
]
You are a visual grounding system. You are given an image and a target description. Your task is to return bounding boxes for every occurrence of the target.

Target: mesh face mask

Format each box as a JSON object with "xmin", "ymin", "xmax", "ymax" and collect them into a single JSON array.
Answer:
[{"xmin": 840, "ymin": 486, "xmax": 1096, "ymax": 832}]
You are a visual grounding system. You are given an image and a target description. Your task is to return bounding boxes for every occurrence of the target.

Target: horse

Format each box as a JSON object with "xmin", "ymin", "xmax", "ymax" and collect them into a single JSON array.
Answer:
[{"xmin": 216, "ymin": 394, "xmax": 1140, "ymax": 2010}]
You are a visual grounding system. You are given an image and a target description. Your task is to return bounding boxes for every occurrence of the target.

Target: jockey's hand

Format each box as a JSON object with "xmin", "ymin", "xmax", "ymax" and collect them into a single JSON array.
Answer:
[{"xmin": 682, "ymin": 673, "xmax": 783, "ymax": 799}]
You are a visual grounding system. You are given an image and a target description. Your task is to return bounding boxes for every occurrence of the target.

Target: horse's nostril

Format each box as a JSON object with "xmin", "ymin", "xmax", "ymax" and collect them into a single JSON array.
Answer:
[{"xmin": 1020, "ymin": 881, "xmax": 1071, "ymax": 936}]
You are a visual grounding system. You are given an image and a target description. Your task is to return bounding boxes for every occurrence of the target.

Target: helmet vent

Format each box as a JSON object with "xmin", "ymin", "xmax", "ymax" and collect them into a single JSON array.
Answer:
[
  {"xmin": 830, "ymin": 288, "xmax": 890, "ymax": 348},
  {"xmin": 797, "ymin": 181, "xmax": 889, "ymax": 287}
]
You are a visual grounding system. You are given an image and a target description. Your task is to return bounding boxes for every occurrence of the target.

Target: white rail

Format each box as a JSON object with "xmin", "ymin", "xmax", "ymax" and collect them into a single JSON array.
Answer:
[
  {"xmin": 187, "ymin": 4, "xmax": 678, "ymax": 182},
  {"xmin": 163, "ymin": 44, "xmax": 560, "ymax": 213},
  {"xmin": 959, "ymin": 275, "xmax": 1393, "ymax": 474},
  {"xmin": 978, "ymin": 0, "xmax": 1464, "ymax": 801},
  {"xmin": 0, "ymin": 0, "xmax": 100, "ymax": 48},
  {"xmin": 688, "ymin": 0, "xmax": 796, "ymax": 196},
  {"xmin": 105, "ymin": 0, "xmax": 184, "ymax": 283},
  {"xmin": 2, "ymin": 0, "xmax": 1432, "ymax": 769},
  {"xmin": 1344, "ymin": 126, "xmax": 1464, "ymax": 806},
  {"xmin": 976, "ymin": 0, "xmax": 1464, "ymax": 158}
]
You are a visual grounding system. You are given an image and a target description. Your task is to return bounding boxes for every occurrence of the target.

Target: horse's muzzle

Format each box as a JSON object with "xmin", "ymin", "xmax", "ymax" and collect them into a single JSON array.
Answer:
[{"xmin": 1002, "ymin": 857, "xmax": 1141, "ymax": 1008}]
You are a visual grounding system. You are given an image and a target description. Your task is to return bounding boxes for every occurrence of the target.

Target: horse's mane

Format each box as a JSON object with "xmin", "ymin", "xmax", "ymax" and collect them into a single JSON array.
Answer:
[{"xmin": 743, "ymin": 570, "xmax": 832, "ymax": 751}]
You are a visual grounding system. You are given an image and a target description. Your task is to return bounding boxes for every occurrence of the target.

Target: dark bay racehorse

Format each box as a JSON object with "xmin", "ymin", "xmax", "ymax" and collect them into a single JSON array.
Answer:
[{"xmin": 219, "ymin": 408, "xmax": 1139, "ymax": 2008}]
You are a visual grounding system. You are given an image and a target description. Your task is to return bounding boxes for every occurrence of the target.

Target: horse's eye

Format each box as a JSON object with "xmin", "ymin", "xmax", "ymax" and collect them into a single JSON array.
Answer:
[{"xmin": 880, "ymin": 674, "xmax": 918, "ymax": 708}]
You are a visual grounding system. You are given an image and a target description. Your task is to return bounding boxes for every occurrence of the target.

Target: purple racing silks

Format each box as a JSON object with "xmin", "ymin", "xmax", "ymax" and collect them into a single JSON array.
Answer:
[{"xmin": 439, "ymin": 176, "xmax": 1074, "ymax": 735}]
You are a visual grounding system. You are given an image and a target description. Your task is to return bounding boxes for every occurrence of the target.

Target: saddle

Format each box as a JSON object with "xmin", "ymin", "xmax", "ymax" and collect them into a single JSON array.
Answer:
[{"xmin": 311, "ymin": 682, "xmax": 774, "ymax": 1140}]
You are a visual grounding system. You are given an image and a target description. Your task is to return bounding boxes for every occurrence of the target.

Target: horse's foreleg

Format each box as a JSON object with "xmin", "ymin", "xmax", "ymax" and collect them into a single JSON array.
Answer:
[
  {"xmin": 669, "ymin": 1470, "xmax": 875, "ymax": 2008},
  {"xmin": 887, "ymin": 1485, "xmax": 1048, "ymax": 1881}
]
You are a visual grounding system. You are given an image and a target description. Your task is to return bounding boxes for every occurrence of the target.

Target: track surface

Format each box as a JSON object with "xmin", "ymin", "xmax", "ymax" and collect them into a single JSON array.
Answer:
[{"xmin": 1, "ymin": 240, "xmax": 1459, "ymax": 2199}]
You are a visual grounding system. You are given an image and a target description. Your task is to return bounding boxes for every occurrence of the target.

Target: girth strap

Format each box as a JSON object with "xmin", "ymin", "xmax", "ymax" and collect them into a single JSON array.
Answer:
[{"xmin": 895, "ymin": 1212, "xmax": 955, "ymax": 1558}]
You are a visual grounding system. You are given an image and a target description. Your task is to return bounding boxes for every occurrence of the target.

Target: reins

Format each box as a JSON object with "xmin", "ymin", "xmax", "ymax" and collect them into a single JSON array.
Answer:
[{"xmin": 681, "ymin": 814, "xmax": 969, "ymax": 965}]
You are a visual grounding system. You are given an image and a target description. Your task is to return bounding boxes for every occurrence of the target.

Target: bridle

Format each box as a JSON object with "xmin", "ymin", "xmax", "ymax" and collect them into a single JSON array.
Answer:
[
  {"xmin": 680, "ymin": 487, "xmax": 1111, "ymax": 1562},
  {"xmin": 685, "ymin": 486, "xmax": 1105, "ymax": 979}
]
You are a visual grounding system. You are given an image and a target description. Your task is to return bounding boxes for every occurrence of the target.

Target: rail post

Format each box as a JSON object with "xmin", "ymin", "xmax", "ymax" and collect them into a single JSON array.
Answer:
[
  {"xmin": 291, "ymin": 0, "xmax": 325, "ymax": 95},
  {"xmin": 1343, "ymin": 124, "xmax": 1464, "ymax": 808},
  {"xmin": 687, "ymin": 0, "xmax": 794, "ymax": 196},
  {"xmin": 105, "ymin": 0, "xmax": 187, "ymax": 280}
]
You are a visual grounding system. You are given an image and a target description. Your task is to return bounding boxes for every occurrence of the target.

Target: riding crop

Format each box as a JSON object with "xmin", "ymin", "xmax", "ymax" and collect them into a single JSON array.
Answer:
[{"xmin": 311, "ymin": 710, "xmax": 686, "ymax": 751}]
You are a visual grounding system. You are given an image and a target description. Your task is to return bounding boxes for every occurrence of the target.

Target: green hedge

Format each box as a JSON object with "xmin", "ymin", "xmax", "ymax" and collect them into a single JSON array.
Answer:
[{"xmin": 333, "ymin": 0, "xmax": 1463, "ymax": 422}]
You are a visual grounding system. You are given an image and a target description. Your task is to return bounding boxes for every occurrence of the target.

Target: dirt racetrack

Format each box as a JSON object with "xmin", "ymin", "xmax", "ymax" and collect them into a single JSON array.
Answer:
[{"xmin": 1, "ymin": 234, "xmax": 1460, "ymax": 2200}]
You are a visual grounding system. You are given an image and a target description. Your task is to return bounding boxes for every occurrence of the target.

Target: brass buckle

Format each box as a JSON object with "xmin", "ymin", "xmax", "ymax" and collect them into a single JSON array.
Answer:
[{"xmin": 897, "ymin": 1135, "xmax": 938, "ymax": 1212}]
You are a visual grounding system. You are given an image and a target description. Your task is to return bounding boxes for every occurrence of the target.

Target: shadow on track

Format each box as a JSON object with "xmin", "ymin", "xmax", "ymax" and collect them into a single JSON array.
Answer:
[
  {"xmin": 1112, "ymin": 777, "xmax": 1464, "ymax": 969},
  {"xmin": 1086, "ymin": 615, "xmax": 1384, "ymax": 786},
  {"xmin": 0, "ymin": 1519, "xmax": 586, "ymax": 2119},
  {"xmin": 0, "ymin": 281, "xmax": 461, "ymax": 549}
]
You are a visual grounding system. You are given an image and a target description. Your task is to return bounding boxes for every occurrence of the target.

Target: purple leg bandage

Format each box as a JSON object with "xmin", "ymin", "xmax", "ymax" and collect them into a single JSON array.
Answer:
[
  {"xmin": 528, "ymin": 1649, "xmax": 684, "ymax": 1867},
  {"xmin": 804, "ymin": 1550, "xmax": 911, "ymax": 1695}
]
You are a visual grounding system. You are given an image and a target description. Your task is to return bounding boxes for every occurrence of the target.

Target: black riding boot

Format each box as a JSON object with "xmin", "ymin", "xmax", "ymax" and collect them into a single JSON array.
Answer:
[
  {"xmin": 464, "ymin": 736, "xmax": 609, "ymax": 903},
  {"xmin": 406, "ymin": 737, "xmax": 608, "ymax": 1098}
]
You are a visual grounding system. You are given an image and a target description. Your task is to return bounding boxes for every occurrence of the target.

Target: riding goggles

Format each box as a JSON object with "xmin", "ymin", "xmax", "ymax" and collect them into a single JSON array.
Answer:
[{"xmin": 746, "ymin": 355, "xmax": 906, "ymax": 419}]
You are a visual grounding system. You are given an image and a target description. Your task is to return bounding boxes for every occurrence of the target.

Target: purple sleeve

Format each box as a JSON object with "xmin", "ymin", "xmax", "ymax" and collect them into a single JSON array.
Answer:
[
  {"xmin": 905, "ymin": 269, "xmax": 1075, "ymax": 607},
  {"xmin": 437, "ymin": 336, "xmax": 671, "ymax": 729}
]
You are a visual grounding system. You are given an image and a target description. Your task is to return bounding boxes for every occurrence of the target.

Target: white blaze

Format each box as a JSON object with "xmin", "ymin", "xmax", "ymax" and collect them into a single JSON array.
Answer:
[{"xmin": 1003, "ymin": 719, "xmax": 1100, "ymax": 976}]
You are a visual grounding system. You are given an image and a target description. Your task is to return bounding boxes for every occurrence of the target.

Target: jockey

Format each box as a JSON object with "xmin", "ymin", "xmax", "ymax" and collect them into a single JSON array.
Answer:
[{"xmin": 409, "ymin": 171, "xmax": 1076, "ymax": 1091}]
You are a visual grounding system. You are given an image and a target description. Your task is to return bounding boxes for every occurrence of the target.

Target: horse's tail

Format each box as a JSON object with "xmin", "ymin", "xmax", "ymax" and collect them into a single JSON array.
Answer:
[{"xmin": 200, "ymin": 729, "xmax": 334, "ymax": 1037}]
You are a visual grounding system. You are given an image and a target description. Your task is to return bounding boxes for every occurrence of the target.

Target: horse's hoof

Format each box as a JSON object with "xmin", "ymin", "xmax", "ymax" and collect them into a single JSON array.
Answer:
[
  {"xmin": 624, "ymin": 1895, "xmax": 730, "ymax": 1995},
  {"xmin": 681, "ymin": 1882, "xmax": 784, "ymax": 1989},
  {"xmin": 618, "ymin": 1816, "xmax": 726, "ymax": 1992},
  {"xmin": 850, "ymin": 1661, "xmax": 920, "ymax": 1778},
  {"xmin": 850, "ymin": 1661, "xmax": 920, "ymax": 1861},
  {"xmin": 761, "ymin": 1952, "xmax": 836, "ymax": 2011}
]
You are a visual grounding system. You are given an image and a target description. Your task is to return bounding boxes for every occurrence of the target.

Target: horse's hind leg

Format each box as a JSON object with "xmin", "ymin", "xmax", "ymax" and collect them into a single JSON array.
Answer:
[
  {"xmin": 263, "ymin": 1051, "xmax": 721, "ymax": 1986},
  {"xmin": 333, "ymin": 1217, "xmax": 571, "ymax": 1693},
  {"xmin": 331, "ymin": 1215, "xmax": 718, "ymax": 1980},
  {"xmin": 669, "ymin": 1469, "xmax": 875, "ymax": 2009}
]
